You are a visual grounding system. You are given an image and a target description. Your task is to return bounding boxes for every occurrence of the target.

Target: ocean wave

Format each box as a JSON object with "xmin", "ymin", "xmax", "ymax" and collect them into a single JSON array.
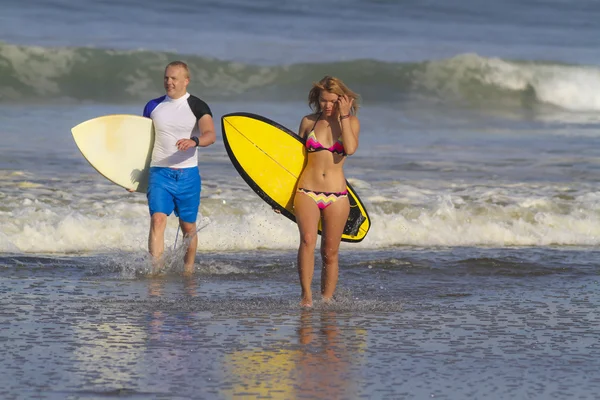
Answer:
[
  {"xmin": 2, "ymin": 42, "xmax": 600, "ymax": 112},
  {"xmin": 2, "ymin": 188, "xmax": 600, "ymax": 253}
]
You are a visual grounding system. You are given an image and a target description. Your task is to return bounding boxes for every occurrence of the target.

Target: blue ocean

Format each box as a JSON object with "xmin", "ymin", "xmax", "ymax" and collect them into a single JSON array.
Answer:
[{"xmin": 1, "ymin": 0, "xmax": 600, "ymax": 398}]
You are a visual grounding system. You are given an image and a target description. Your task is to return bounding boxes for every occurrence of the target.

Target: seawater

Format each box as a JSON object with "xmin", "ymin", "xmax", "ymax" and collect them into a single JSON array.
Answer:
[{"xmin": 1, "ymin": 0, "xmax": 600, "ymax": 398}]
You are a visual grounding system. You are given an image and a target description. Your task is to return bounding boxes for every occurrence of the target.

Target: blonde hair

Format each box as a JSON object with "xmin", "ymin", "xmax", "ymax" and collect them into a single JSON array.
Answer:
[
  {"xmin": 165, "ymin": 60, "xmax": 190, "ymax": 79},
  {"xmin": 308, "ymin": 75, "xmax": 359, "ymax": 114}
]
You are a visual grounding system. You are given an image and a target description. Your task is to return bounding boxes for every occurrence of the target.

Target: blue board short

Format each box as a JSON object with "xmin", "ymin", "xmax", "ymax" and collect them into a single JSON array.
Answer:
[{"xmin": 147, "ymin": 166, "xmax": 201, "ymax": 223}]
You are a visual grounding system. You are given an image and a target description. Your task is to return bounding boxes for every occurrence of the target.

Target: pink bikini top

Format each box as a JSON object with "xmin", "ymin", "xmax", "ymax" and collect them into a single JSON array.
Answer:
[
  {"xmin": 305, "ymin": 131, "xmax": 346, "ymax": 155},
  {"xmin": 305, "ymin": 113, "xmax": 347, "ymax": 156}
]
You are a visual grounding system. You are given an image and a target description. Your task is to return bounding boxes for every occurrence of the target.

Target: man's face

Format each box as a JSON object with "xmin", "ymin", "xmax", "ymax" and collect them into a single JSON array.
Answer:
[{"xmin": 163, "ymin": 66, "xmax": 189, "ymax": 99}]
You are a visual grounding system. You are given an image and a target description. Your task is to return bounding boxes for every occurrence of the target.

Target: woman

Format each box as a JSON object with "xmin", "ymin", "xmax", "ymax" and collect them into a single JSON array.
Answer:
[{"xmin": 294, "ymin": 76, "xmax": 360, "ymax": 307}]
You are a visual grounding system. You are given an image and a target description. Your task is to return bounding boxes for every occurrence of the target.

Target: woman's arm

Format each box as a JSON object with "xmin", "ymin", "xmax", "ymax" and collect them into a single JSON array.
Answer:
[
  {"xmin": 297, "ymin": 116, "xmax": 312, "ymax": 139},
  {"xmin": 337, "ymin": 96, "xmax": 360, "ymax": 155},
  {"xmin": 339, "ymin": 115, "xmax": 360, "ymax": 155}
]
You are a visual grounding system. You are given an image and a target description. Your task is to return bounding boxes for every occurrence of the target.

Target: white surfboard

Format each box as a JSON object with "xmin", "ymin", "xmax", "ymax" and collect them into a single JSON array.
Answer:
[{"xmin": 71, "ymin": 114, "xmax": 154, "ymax": 193}]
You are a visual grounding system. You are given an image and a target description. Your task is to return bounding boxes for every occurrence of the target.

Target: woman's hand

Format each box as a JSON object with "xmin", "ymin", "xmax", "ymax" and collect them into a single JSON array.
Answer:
[{"xmin": 337, "ymin": 95, "xmax": 353, "ymax": 118}]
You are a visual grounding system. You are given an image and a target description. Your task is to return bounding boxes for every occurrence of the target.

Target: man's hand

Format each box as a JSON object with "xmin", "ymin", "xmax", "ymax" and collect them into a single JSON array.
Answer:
[{"xmin": 176, "ymin": 138, "xmax": 197, "ymax": 151}]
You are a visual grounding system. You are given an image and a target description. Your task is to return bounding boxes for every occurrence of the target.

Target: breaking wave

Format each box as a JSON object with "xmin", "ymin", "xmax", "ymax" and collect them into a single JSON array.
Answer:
[{"xmin": 2, "ymin": 42, "xmax": 600, "ymax": 113}]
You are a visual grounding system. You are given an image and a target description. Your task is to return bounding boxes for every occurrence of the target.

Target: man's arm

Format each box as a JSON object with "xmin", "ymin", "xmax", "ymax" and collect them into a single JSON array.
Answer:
[
  {"xmin": 176, "ymin": 114, "xmax": 216, "ymax": 151},
  {"xmin": 195, "ymin": 114, "xmax": 216, "ymax": 147}
]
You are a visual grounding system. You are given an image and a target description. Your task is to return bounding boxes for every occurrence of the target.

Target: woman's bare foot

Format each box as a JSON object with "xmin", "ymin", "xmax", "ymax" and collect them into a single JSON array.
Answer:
[
  {"xmin": 322, "ymin": 296, "xmax": 334, "ymax": 305},
  {"xmin": 300, "ymin": 300, "xmax": 313, "ymax": 308},
  {"xmin": 300, "ymin": 291, "xmax": 313, "ymax": 308}
]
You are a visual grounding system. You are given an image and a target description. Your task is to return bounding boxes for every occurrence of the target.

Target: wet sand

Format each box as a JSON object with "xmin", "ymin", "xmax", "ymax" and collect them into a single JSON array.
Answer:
[{"xmin": 1, "ymin": 249, "xmax": 599, "ymax": 399}]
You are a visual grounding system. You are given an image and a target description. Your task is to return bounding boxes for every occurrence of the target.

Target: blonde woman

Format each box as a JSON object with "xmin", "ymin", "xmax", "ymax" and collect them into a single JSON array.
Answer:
[{"xmin": 294, "ymin": 76, "xmax": 360, "ymax": 307}]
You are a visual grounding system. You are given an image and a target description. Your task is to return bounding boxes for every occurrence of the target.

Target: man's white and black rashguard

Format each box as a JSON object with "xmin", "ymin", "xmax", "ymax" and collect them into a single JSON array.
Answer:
[{"xmin": 143, "ymin": 93, "xmax": 212, "ymax": 169}]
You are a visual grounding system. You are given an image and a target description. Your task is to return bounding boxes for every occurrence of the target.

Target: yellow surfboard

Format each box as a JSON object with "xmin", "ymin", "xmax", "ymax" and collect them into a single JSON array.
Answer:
[
  {"xmin": 222, "ymin": 113, "xmax": 370, "ymax": 243},
  {"xmin": 71, "ymin": 114, "xmax": 154, "ymax": 193}
]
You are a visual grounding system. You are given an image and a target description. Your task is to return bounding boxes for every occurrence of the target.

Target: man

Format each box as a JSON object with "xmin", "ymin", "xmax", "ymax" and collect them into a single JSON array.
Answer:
[{"xmin": 141, "ymin": 61, "xmax": 216, "ymax": 274}]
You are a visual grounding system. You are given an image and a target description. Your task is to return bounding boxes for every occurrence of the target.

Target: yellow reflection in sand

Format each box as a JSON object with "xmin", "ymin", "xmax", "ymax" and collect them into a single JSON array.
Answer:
[{"xmin": 224, "ymin": 310, "xmax": 367, "ymax": 399}]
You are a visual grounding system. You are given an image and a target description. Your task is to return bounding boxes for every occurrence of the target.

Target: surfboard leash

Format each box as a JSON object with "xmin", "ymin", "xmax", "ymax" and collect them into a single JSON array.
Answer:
[{"xmin": 173, "ymin": 217, "xmax": 212, "ymax": 250}]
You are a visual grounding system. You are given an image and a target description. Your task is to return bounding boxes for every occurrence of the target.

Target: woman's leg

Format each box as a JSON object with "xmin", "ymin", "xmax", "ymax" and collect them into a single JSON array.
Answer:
[
  {"xmin": 319, "ymin": 196, "xmax": 350, "ymax": 301},
  {"xmin": 294, "ymin": 191, "xmax": 321, "ymax": 307}
]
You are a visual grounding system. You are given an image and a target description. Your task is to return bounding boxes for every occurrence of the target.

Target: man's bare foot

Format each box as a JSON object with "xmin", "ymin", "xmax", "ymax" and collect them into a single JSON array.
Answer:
[
  {"xmin": 322, "ymin": 296, "xmax": 334, "ymax": 305},
  {"xmin": 150, "ymin": 265, "xmax": 163, "ymax": 276},
  {"xmin": 150, "ymin": 256, "xmax": 164, "ymax": 276},
  {"xmin": 183, "ymin": 266, "xmax": 194, "ymax": 277}
]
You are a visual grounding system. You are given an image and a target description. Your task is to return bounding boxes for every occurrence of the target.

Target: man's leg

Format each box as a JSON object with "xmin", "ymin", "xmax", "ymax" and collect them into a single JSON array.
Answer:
[
  {"xmin": 149, "ymin": 212, "xmax": 168, "ymax": 273},
  {"xmin": 179, "ymin": 219, "xmax": 198, "ymax": 275}
]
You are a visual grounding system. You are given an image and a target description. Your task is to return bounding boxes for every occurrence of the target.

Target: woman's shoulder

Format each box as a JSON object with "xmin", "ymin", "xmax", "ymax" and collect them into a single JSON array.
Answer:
[
  {"xmin": 298, "ymin": 113, "xmax": 319, "ymax": 138},
  {"xmin": 299, "ymin": 113, "xmax": 318, "ymax": 128},
  {"xmin": 302, "ymin": 113, "xmax": 319, "ymax": 123},
  {"xmin": 300, "ymin": 114, "xmax": 318, "ymax": 126}
]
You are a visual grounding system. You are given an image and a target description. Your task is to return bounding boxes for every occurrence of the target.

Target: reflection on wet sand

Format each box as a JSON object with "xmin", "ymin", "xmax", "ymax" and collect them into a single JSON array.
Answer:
[
  {"xmin": 147, "ymin": 277, "xmax": 198, "ymax": 343},
  {"xmin": 224, "ymin": 310, "xmax": 366, "ymax": 398},
  {"xmin": 70, "ymin": 277, "xmax": 201, "ymax": 387},
  {"xmin": 148, "ymin": 275, "xmax": 198, "ymax": 298},
  {"xmin": 70, "ymin": 311, "xmax": 147, "ymax": 387},
  {"xmin": 295, "ymin": 310, "xmax": 367, "ymax": 399}
]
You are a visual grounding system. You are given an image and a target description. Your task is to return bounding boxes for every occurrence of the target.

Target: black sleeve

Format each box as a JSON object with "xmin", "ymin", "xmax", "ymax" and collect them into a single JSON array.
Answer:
[{"xmin": 187, "ymin": 95, "xmax": 213, "ymax": 121}]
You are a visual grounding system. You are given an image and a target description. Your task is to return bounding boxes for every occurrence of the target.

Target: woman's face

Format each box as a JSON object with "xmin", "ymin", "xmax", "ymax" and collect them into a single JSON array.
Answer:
[{"xmin": 319, "ymin": 90, "xmax": 339, "ymax": 116}]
